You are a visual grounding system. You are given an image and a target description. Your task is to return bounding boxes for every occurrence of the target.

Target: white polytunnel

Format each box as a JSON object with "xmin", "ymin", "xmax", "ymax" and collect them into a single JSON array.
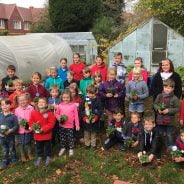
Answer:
[{"xmin": 0, "ymin": 33, "xmax": 73, "ymax": 81}]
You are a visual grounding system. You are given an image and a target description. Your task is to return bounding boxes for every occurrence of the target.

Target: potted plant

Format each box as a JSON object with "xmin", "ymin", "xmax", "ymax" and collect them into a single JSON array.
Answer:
[
  {"xmin": 59, "ymin": 115, "xmax": 68, "ymax": 124},
  {"xmin": 32, "ymin": 122, "xmax": 41, "ymax": 133},
  {"xmin": 108, "ymin": 87, "xmax": 115, "ymax": 95},
  {"xmin": 154, "ymin": 103, "xmax": 167, "ymax": 111},
  {"xmin": 7, "ymin": 79, "xmax": 13, "ymax": 87},
  {"xmin": 171, "ymin": 146, "xmax": 183, "ymax": 159},
  {"xmin": 19, "ymin": 119, "xmax": 29, "ymax": 130},
  {"xmin": 0, "ymin": 125, "xmax": 9, "ymax": 135},
  {"xmin": 139, "ymin": 151, "xmax": 149, "ymax": 165},
  {"xmin": 124, "ymin": 138, "xmax": 135, "ymax": 148},
  {"xmin": 106, "ymin": 127, "xmax": 116, "ymax": 135},
  {"xmin": 33, "ymin": 97, "xmax": 39, "ymax": 104}
]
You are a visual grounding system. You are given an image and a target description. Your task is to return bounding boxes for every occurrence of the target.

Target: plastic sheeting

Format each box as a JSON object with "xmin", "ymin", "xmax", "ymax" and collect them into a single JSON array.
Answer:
[{"xmin": 0, "ymin": 33, "xmax": 73, "ymax": 80}]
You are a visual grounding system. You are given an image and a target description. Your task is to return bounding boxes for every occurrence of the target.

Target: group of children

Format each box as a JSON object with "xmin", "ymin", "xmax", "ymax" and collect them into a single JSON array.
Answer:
[{"xmin": 0, "ymin": 52, "xmax": 183, "ymax": 170}]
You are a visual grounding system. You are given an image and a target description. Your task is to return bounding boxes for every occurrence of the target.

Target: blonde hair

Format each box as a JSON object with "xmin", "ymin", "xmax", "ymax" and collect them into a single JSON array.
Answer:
[
  {"xmin": 108, "ymin": 68, "xmax": 117, "ymax": 75},
  {"xmin": 50, "ymin": 85, "xmax": 59, "ymax": 92},
  {"xmin": 13, "ymin": 79, "xmax": 23, "ymax": 86},
  {"xmin": 132, "ymin": 67, "xmax": 143, "ymax": 80},
  {"xmin": 50, "ymin": 66, "xmax": 57, "ymax": 72}
]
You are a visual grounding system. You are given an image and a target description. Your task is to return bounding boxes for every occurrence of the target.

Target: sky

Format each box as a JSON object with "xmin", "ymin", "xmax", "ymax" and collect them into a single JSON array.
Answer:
[{"xmin": 0, "ymin": 0, "xmax": 47, "ymax": 8}]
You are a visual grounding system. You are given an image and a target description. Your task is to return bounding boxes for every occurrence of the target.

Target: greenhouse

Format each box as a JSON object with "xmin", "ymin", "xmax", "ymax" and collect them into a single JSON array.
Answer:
[{"xmin": 0, "ymin": 33, "xmax": 73, "ymax": 80}]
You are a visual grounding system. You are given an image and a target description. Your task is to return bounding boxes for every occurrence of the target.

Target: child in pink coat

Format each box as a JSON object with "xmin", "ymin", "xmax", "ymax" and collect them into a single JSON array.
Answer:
[
  {"xmin": 14, "ymin": 93, "xmax": 34, "ymax": 162},
  {"xmin": 56, "ymin": 90, "xmax": 80, "ymax": 157}
]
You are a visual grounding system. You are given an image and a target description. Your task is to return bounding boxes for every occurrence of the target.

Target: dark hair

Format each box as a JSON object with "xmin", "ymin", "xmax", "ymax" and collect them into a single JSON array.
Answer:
[
  {"xmin": 86, "ymin": 84, "xmax": 97, "ymax": 94},
  {"xmin": 143, "ymin": 116, "xmax": 155, "ymax": 124},
  {"xmin": 73, "ymin": 53, "xmax": 80, "ymax": 58},
  {"xmin": 135, "ymin": 57, "xmax": 143, "ymax": 63},
  {"xmin": 61, "ymin": 89, "xmax": 73, "ymax": 102},
  {"xmin": 96, "ymin": 55, "xmax": 104, "ymax": 61},
  {"xmin": 60, "ymin": 58, "xmax": 67, "ymax": 63},
  {"xmin": 113, "ymin": 108, "xmax": 124, "ymax": 115},
  {"xmin": 83, "ymin": 67, "xmax": 91, "ymax": 74},
  {"xmin": 69, "ymin": 86, "xmax": 79, "ymax": 97},
  {"xmin": 7, "ymin": 65, "xmax": 16, "ymax": 71},
  {"xmin": 180, "ymin": 129, "xmax": 184, "ymax": 134},
  {"xmin": 158, "ymin": 59, "xmax": 175, "ymax": 73},
  {"xmin": 114, "ymin": 52, "xmax": 123, "ymax": 58},
  {"xmin": 163, "ymin": 78, "xmax": 175, "ymax": 88},
  {"xmin": 67, "ymin": 71, "xmax": 74, "ymax": 76},
  {"xmin": 32, "ymin": 72, "xmax": 42, "ymax": 80},
  {"xmin": 0, "ymin": 98, "xmax": 11, "ymax": 105}
]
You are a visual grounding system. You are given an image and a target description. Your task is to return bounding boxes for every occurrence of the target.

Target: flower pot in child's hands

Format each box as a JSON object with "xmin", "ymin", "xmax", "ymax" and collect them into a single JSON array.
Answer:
[{"xmin": 59, "ymin": 115, "xmax": 68, "ymax": 124}]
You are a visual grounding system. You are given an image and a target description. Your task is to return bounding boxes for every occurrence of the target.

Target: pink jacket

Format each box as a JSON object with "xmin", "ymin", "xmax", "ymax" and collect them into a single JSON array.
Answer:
[
  {"xmin": 128, "ymin": 69, "xmax": 148, "ymax": 82},
  {"xmin": 15, "ymin": 105, "xmax": 34, "ymax": 134},
  {"xmin": 56, "ymin": 102, "xmax": 79, "ymax": 129}
]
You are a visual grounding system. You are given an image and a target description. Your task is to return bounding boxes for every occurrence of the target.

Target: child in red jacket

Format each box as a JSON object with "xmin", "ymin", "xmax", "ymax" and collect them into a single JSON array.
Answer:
[
  {"xmin": 29, "ymin": 97, "xmax": 55, "ymax": 166},
  {"xmin": 179, "ymin": 99, "xmax": 184, "ymax": 127}
]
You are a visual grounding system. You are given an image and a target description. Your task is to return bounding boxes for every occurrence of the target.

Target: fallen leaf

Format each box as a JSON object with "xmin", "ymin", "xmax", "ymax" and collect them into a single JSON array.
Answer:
[
  {"xmin": 55, "ymin": 169, "xmax": 62, "ymax": 175},
  {"xmin": 112, "ymin": 175, "xmax": 119, "ymax": 180}
]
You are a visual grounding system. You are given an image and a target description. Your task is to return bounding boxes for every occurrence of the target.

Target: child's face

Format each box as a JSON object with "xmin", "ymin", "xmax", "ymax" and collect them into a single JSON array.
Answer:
[
  {"xmin": 134, "ymin": 60, "xmax": 142, "ymax": 68},
  {"xmin": 1, "ymin": 101, "xmax": 11, "ymax": 113},
  {"xmin": 70, "ymin": 83, "xmax": 77, "ymax": 89},
  {"xmin": 94, "ymin": 76, "xmax": 101, "ymax": 83},
  {"xmin": 133, "ymin": 72, "xmax": 141, "ymax": 80},
  {"xmin": 83, "ymin": 72, "xmax": 90, "ymax": 78},
  {"xmin": 162, "ymin": 60, "xmax": 170, "ymax": 72},
  {"xmin": 7, "ymin": 69, "xmax": 15, "ymax": 78},
  {"xmin": 96, "ymin": 57, "xmax": 103, "ymax": 66},
  {"xmin": 69, "ymin": 89, "xmax": 76, "ymax": 98},
  {"xmin": 114, "ymin": 56, "xmax": 122, "ymax": 65},
  {"xmin": 180, "ymin": 133, "xmax": 184, "ymax": 142},
  {"xmin": 62, "ymin": 94, "xmax": 71, "ymax": 103},
  {"xmin": 131, "ymin": 114, "xmax": 140, "ymax": 124},
  {"xmin": 87, "ymin": 92, "xmax": 96, "ymax": 99},
  {"xmin": 14, "ymin": 83, "xmax": 22, "ymax": 91},
  {"xmin": 32, "ymin": 74, "xmax": 41, "ymax": 85},
  {"xmin": 163, "ymin": 86, "xmax": 174, "ymax": 94},
  {"xmin": 60, "ymin": 60, "xmax": 67, "ymax": 68},
  {"xmin": 67, "ymin": 73, "xmax": 73, "ymax": 81},
  {"xmin": 108, "ymin": 71, "xmax": 116, "ymax": 81},
  {"xmin": 38, "ymin": 99, "xmax": 47, "ymax": 109},
  {"xmin": 18, "ymin": 96, "xmax": 28, "ymax": 108},
  {"xmin": 113, "ymin": 113, "xmax": 123, "ymax": 122},
  {"xmin": 144, "ymin": 121, "xmax": 155, "ymax": 132},
  {"xmin": 51, "ymin": 89, "xmax": 59, "ymax": 98},
  {"xmin": 50, "ymin": 70, "xmax": 57, "ymax": 78},
  {"xmin": 73, "ymin": 54, "xmax": 80, "ymax": 64}
]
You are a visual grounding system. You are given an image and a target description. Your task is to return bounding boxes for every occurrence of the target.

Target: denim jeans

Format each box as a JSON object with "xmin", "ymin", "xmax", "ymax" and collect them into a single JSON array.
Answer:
[{"xmin": 0, "ymin": 136, "xmax": 17, "ymax": 163}]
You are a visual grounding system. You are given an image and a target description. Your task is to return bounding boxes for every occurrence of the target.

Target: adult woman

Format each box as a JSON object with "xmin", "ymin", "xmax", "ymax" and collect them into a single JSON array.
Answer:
[
  {"xmin": 151, "ymin": 59, "xmax": 182, "ymax": 100},
  {"xmin": 69, "ymin": 53, "xmax": 86, "ymax": 82}
]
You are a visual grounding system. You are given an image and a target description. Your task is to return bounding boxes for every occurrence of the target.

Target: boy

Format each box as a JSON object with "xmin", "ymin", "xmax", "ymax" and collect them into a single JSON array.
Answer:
[
  {"xmin": 79, "ymin": 84, "xmax": 103, "ymax": 148},
  {"xmin": 154, "ymin": 79, "xmax": 180, "ymax": 159},
  {"xmin": 64, "ymin": 71, "xmax": 78, "ymax": 89},
  {"xmin": 79, "ymin": 67, "xmax": 92, "ymax": 98},
  {"xmin": 138, "ymin": 116, "xmax": 158, "ymax": 163},
  {"xmin": 57, "ymin": 58, "xmax": 69, "ymax": 82},
  {"xmin": 2, "ymin": 65, "xmax": 18, "ymax": 95},
  {"xmin": 45, "ymin": 67, "xmax": 64, "ymax": 92},
  {"xmin": 104, "ymin": 108, "xmax": 127, "ymax": 151}
]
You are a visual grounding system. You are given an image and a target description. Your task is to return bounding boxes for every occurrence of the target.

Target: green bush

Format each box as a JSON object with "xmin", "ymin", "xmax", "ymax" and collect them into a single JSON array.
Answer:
[{"xmin": 175, "ymin": 67, "xmax": 184, "ymax": 86}]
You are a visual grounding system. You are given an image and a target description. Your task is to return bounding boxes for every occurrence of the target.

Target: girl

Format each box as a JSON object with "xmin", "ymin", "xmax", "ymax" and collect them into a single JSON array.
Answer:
[
  {"xmin": 91, "ymin": 56, "xmax": 107, "ymax": 82},
  {"xmin": 57, "ymin": 58, "xmax": 69, "ymax": 82},
  {"xmin": 56, "ymin": 90, "xmax": 80, "ymax": 157},
  {"xmin": 69, "ymin": 53, "xmax": 86, "ymax": 82},
  {"xmin": 128, "ymin": 57, "xmax": 148, "ymax": 82},
  {"xmin": 69, "ymin": 86, "xmax": 82, "ymax": 108},
  {"xmin": 0, "ymin": 99, "xmax": 19, "ymax": 169},
  {"xmin": 92, "ymin": 71, "xmax": 102, "ymax": 89},
  {"xmin": 126, "ymin": 67, "xmax": 149, "ymax": 117},
  {"xmin": 27, "ymin": 72, "xmax": 50, "ymax": 104},
  {"xmin": 98, "ymin": 68, "xmax": 125, "ymax": 124},
  {"xmin": 29, "ymin": 97, "xmax": 55, "ymax": 166},
  {"xmin": 15, "ymin": 94, "xmax": 34, "ymax": 162}
]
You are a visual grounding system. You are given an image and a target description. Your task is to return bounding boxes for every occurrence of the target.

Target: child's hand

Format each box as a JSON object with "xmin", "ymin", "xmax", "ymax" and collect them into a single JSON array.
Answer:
[
  {"xmin": 162, "ymin": 109, "xmax": 169, "ymax": 114},
  {"xmin": 148, "ymin": 154, "xmax": 154, "ymax": 162},
  {"xmin": 106, "ymin": 93, "xmax": 113, "ymax": 98},
  {"xmin": 92, "ymin": 118, "xmax": 96, "ymax": 123},
  {"xmin": 114, "ymin": 94, "xmax": 118, "ymax": 98},
  {"xmin": 137, "ymin": 152, "xmax": 142, "ymax": 158},
  {"xmin": 76, "ymin": 127, "xmax": 80, "ymax": 131},
  {"xmin": 30, "ymin": 102, "xmax": 36, "ymax": 107},
  {"xmin": 180, "ymin": 120, "xmax": 184, "ymax": 126},
  {"xmin": 158, "ymin": 110, "xmax": 162, "ymax": 114},
  {"xmin": 5, "ymin": 85, "xmax": 10, "ymax": 91},
  {"xmin": 174, "ymin": 157, "xmax": 184, "ymax": 162},
  {"xmin": 133, "ymin": 95, "xmax": 138, "ymax": 100},
  {"xmin": 5, "ymin": 129, "xmax": 13, "ymax": 136},
  {"xmin": 132, "ymin": 141, "xmax": 138, "ymax": 148},
  {"xmin": 86, "ymin": 119, "xmax": 90, "ymax": 124}
]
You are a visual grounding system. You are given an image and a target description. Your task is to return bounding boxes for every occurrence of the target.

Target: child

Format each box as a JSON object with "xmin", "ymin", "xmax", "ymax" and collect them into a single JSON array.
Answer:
[
  {"xmin": 128, "ymin": 57, "xmax": 148, "ymax": 82},
  {"xmin": 124, "ymin": 112, "xmax": 143, "ymax": 148},
  {"xmin": 79, "ymin": 84, "xmax": 103, "ymax": 148},
  {"xmin": 0, "ymin": 79, "xmax": 8, "ymax": 100},
  {"xmin": 64, "ymin": 71, "xmax": 78, "ymax": 89},
  {"xmin": 138, "ymin": 116, "xmax": 158, "ymax": 163},
  {"xmin": 2, "ymin": 65, "xmax": 18, "ymax": 95},
  {"xmin": 69, "ymin": 86, "xmax": 82, "ymax": 108},
  {"xmin": 69, "ymin": 53, "xmax": 86, "ymax": 82},
  {"xmin": 29, "ymin": 97, "xmax": 55, "ymax": 166},
  {"xmin": 92, "ymin": 71, "xmax": 102, "ymax": 89},
  {"xmin": 57, "ymin": 58, "xmax": 69, "ymax": 82},
  {"xmin": 104, "ymin": 109, "xmax": 127, "ymax": 151},
  {"xmin": 45, "ymin": 67, "xmax": 64, "ymax": 92},
  {"xmin": 79, "ymin": 67, "xmax": 92, "ymax": 98},
  {"xmin": 27, "ymin": 72, "xmax": 50, "ymax": 103},
  {"xmin": 14, "ymin": 94, "xmax": 34, "ymax": 162},
  {"xmin": 98, "ymin": 68, "xmax": 125, "ymax": 124},
  {"xmin": 9, "ymin": 79, "xmax": 26, "ymax": 110},
  {"xmin": 56, "ymin": 90, "xmax": 80, "ymax": 156},
  {"xmin": 91, "ymin": 56, "xmax": 107, "ymax": 82},
  {"xmin": 0, "ymin": 99, "xmax": 19, "ymax": 169},
  {"xmin": 154, "ymin": 79, "xmax": 180, "ymax": 159},
  {"xmin": 179, "ymin": 99, "xmax": 184, "ymax": 127},
  {"xmin": 126, "ymin": 67, "xmax": 149, "ymax": 117}
]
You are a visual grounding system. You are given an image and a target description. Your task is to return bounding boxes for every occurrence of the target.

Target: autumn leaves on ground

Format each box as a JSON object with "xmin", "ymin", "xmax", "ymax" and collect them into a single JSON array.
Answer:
[{"xmin": 0, "ymin": 98, "xmax": 184, "ymax": 184}]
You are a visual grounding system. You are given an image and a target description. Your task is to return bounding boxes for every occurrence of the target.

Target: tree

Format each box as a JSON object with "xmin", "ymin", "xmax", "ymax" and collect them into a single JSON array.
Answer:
[{"xmin": 49, "ymin": 0, "xmax": 102, "ymax": 32}]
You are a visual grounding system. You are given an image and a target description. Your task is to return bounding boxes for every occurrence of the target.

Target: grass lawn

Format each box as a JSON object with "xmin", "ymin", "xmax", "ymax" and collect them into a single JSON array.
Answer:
[{"xmin": 0, "ymin": 97, "xmax": 184, "ymax": 184}]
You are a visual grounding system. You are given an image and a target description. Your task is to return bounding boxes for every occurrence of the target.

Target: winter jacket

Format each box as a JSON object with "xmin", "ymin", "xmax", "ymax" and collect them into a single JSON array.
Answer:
[
  {"xmin": 69, "ymin": 62, "xmax": 86, "ymax": 81},
  {"xmin": 154, "ymin": 92, "xmax": 180, "ymax": 126},
  {"xmin": 0, "ymin": 113, "xmax": 19, "ymax": 137},
  {"xmin": 57, "ymin": 67, "xmax": 69, "ymax": 82},
  {"xmin": 56, "ymin": 102, "xmax": 79, "ymax": 129},
  {"xmin": 29, "ymin": 110, "xmax": 55, "ymax": 141},
  {"xmin": 112, "ymin": 62, "xmax": 126, "ymax": 84},
  {"xmin": 91, "ymin": 63, "xmax": 107, "ymax": 82},
  {"xmin": 98, "ymin": 79, "xmax": 125, "ymax": 111},
  {"xmin": 79, "ymin": 77, "xmax": 92, "ymax": 97},
  {"xmin": 45, "ymin": 76, "xmax": 64, "ymax": 92},
  {"xmin": 15, "ymin": 105, "xmax": 34, "ymax": 134},
  {"xmin": 150, "ymin": 72, "xmax": 182, "ymax": 100},
  {"xmin": 79, "ymin": 97, "xmax": 103, "ymax": 132},
  {"xmin": 126, "ymin": 80, "xmax": 149, "ymax": 104},
  {"xmin": 128, "ymin": 69, "xmax": 148, "ymax": 82},
  {"xmin": 179, "ymin": 100, "xmax": 184, "ymax": 121}
]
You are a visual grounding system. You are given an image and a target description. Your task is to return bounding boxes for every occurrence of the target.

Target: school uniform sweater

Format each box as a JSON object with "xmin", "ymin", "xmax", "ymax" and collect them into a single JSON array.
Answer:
[
  {"xmin": 45, "ymin": 76, "xmax": 64, "ymax": 91},
  {"xmin": 91, "ymin": 63, "xmax": 107, "ymax": 82},
  {"xmin": 57, "ymin": 67, "xmax": 69, "ymax": 82},
  {"xmin": 79, "ymin": 77, "xmax": 92, "ymax": 97}
]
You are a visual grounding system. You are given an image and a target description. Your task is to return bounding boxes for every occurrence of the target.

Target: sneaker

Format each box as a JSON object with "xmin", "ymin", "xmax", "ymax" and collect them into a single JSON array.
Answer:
[
  {"xmin": 45, "ymin": 157, "xmax": 51, "ymax": 166},
  {"xmin": 119, "ymin": 144, "xmax": 125, "ymax": 151},
  {"xmin": 11, "ymin": 158, "xmax": 18, "ymax": 165},
  {"xmin": 58, "ymin": 148, "xmax": 66, "ymax": 156},
  {"xmin": 0, "ymin": 161, "xmax": 8, "ymax": 170},
  {"xmin": 35, "ymin": 157, "xmax": 42, "ymax": 167},
  {"xmin": 69, "ymin": 149, "xmax": 74, "ymax": 157}
]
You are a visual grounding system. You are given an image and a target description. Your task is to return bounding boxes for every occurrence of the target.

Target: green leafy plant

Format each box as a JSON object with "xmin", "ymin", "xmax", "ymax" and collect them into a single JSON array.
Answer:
[
  {"xmin": 175, "ymin": 67, "xmax": 184, "ymax": 87},
  {"xmin": 19, "ymin": 119, "xmax": 29, "ymax": 130},
  {"xmin": 59, "ymin": 115, "xmax": 68, "ymax": 124},
  {"xmin": 32, "ymin": 122, "xmax": 41, "ymax": 133},
  {"xmin": 139, "ymin": 151, "xmax": 148, "ymax": 164},
  {"xmin": 130, "ymin": 91, "xmax": 137, "ymax": 97},
  {"xmin": 106, "ymin": 127, "xmax": 116, "ymax": 135},
  {"xmin": 33, "ymin": 97, "xmax": 39, "ymax": 103},
  {"xmin": 7, "ymin": 79, "xmax": 13, "ymax": 87},
  {"xmin": 88, "ymin": 113, "xmax": 95, "ymax": 123},
  {"xmin": 126, "ymin": 65, "xmax": 134, "ymax": 74},
  {"xmin": 124, "ymin": 138, "xmax": 135, "ymax": 148},
  {"xmin": 108, "ymin": 87, "xmax": 115, "ymax": 95},
  {"xmin": 154, "ymin": 103, "xmax": 167, "ymax": 111},
  {"xmin": 171, "ymin": 146, "xmax": 182, "ymax": 158},
  {"xmin": 0, "ymin": 125, "xmax": 9, "ymax": 134}
]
